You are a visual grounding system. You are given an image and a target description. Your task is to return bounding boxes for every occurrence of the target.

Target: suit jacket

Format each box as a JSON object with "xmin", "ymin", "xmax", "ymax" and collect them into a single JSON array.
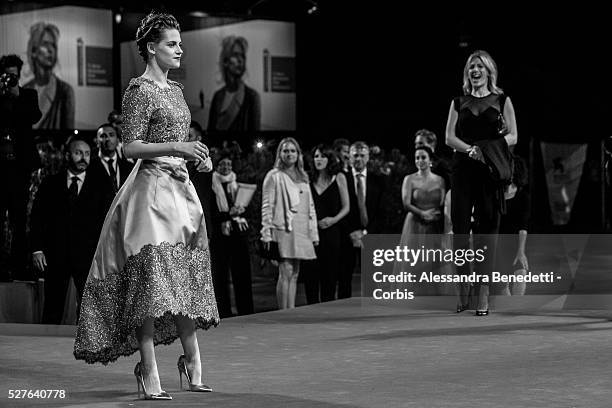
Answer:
[
  {"xmin": 30, "ymin": 168, "xmax": 113, "ymax": 272},
  {"xmin": 260, "ymin": 169, "xmax": 318, "ymax": 243},
  {"xmin": 88, "ymin": 153, "xmax": 134, "ymax": 193},
  {"xmin": 345, "ymin": 169, "xmax": 386, "ymax": 233}
]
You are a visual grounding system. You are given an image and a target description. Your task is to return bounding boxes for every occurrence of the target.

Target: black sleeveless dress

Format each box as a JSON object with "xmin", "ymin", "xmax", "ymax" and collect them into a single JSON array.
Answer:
[
  {"xmin": 305, "ymin": 177, "xmax": 342, "ymax": 303},
  {"xmin": 451, "ymin": 93, "xmax": 507, "ymax": 235},
  {"xmin": 451, "ymin": 93, "xmax": 508, "ymax": 281}
]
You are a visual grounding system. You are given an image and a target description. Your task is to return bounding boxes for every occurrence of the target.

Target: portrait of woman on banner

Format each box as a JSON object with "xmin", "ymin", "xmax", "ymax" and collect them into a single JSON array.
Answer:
[{"xmin": 24, "ymin": 22, "xmax": 75, "ymax": 130}]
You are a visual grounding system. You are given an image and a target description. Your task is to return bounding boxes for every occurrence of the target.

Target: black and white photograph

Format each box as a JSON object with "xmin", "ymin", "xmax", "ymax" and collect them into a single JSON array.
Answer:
[{"xmin": 1, "ymin": 1, "xmax": 611, "ymax": 407}]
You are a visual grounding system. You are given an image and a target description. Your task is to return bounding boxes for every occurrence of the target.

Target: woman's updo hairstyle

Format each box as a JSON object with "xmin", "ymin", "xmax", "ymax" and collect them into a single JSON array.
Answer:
[
  {"xmin": 415, "ymin": 145, "xmax": 436, "ymax": 162},
  {"xmin": 135, "ymin": 11, "xmax": 180, "ymax": 63}
]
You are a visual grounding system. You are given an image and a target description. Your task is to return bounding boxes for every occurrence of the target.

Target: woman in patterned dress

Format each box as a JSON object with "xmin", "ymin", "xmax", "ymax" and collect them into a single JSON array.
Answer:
[{"xmin": 73, "ymin": 12, "xmax": 219, "ymax": 400}]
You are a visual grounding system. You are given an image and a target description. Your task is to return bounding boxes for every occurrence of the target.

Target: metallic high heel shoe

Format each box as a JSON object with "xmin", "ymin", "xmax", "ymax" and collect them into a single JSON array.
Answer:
[
  {"xmin": 177, "ymin": 355, "xmax": 212, "ymax": 392},
  {"xmin": 134, "ymin": 362, "xmax": 172, "ymax": 400}
]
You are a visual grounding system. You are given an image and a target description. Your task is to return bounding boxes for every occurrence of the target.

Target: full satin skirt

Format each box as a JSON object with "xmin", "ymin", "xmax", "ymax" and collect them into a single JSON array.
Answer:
[{"xmin": 74, "ymin": 157, "xmax": 219, "ymax": 365}]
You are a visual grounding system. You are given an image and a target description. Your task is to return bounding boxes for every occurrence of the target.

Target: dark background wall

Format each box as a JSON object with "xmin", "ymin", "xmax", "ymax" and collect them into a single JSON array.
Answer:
[
  {"xmin": 3, "ymin": 2, "xmax": 609, "ymax": 149},
  {"xmin": 298, "ymin": 4, "xmax": 611, "ymax": 150}
]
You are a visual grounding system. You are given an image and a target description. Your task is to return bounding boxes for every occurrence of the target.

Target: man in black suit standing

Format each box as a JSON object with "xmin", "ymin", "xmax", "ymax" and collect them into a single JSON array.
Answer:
[
  {"xmin": 339, "ymin": 141, "xmax": 386, "ymax": 298},
  {"xmin": 0, "ymin": 54, "xmax": 41, "ymax": 281},
  {"xmin": 30, "ymin": 136, "xmax": 112, "ymax": 324},
  {"xmin": 90, "ymin": 123, "xmax": 134, "ymax": 194}
]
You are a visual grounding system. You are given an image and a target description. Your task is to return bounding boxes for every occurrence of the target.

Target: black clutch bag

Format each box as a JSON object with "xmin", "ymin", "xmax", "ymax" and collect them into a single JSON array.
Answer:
[
  {"xmin": 497, "ymin": 112, "xmax": 509, "ymax": 136},
  {"xmin": 259, "ymin": 240, "xmax": 280, "ymax": 261}
]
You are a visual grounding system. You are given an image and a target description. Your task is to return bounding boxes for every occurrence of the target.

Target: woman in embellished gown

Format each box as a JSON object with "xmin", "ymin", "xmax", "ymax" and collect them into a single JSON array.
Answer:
[
  {"xmin": 73, "ymin": 12, "xmax": 219, "ymax": 400},
  {"xmin": 394, "ymin": 146, "xmax": 446, "ymax": 295},
  {"xmin": 261, "ymin": 137, "xmax": 319, "ymax": 309}
]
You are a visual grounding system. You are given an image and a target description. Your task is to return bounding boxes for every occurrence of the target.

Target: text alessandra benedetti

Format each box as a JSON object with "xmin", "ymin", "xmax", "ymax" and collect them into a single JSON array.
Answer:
[{"xmin": 372, "ymin": 271, "xmax": 558, "ymax": 283}]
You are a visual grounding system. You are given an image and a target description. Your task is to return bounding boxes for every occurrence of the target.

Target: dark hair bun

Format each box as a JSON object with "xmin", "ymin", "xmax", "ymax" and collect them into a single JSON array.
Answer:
[{"xmin": 135, "ymin": 11, "xmax": 180, "ymax": 63}]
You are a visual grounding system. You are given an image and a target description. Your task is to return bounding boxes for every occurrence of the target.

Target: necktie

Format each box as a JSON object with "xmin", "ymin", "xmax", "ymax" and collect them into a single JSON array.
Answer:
[
  {"xmin": 356, "ymin": 173, "xmax": 368, "ymax": 227},
  {"xmin": 107, "ymin": 158, "xmax": 118, "ymax": 192},
  {"xmin": 69, "ymin": 176, "xmax": 79, "ymax": 201}
]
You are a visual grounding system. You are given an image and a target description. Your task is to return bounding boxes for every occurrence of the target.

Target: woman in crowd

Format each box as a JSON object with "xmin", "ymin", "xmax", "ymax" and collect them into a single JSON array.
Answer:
[
  {"xmin": 394, "ymin": 146, "xmax": 446, "ymax": 294},
  {"xmin": 210, "ymin": 151, "xmax": 254, "ymax": 316},
  {"xmin": 399, "ymin": 146, "xmax": 445, "ymax": 236},
  {"xmin": 445, "ymin": 49, "xmax": 518, "ymax": 315},
  {"xmin": 261, "ymin": 137, "xmax": 318, "ymax": 309},
  {"xmin": 305, "ymin": 145, "xmax": 349, "ymax": 303},
  {"xmin": 73, "ymin": 12, "xmax": 219, "ymax": 400}
]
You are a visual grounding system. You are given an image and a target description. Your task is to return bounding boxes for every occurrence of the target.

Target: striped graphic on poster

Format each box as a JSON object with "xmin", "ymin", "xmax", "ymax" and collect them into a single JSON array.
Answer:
[{"xmin": 540, "ymin": 142, "xmax": 587, "ymax": 225}]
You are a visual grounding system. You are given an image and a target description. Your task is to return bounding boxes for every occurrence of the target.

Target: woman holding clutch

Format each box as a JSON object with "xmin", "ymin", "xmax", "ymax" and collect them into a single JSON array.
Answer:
[
  {"xmin": 261, "ymin": 137, "xmax": 319, "ymax": 309},
  {"xmin": 445, "ymin": 49, "xmax": 518, "ymax": 315}
]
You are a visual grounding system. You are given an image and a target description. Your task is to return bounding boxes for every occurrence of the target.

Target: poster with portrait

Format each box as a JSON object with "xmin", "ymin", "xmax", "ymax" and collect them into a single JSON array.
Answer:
[
  {"xmin": 0, "ymin": 6, "xmax": 114, "ymax": 130},
  {"xmin": 121, "ymin": 18, "xmax": 296, "ymax": 132}
]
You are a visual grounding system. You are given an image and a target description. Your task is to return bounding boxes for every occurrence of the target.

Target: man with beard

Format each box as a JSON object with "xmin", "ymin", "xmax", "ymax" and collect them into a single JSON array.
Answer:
[
  {"xmin": 30, "ymin": 136, "xmax": 112, "ymax": 323},
  {"xmin": 90, "ymin": 123, "xmax": 134, "ymax": 194}
]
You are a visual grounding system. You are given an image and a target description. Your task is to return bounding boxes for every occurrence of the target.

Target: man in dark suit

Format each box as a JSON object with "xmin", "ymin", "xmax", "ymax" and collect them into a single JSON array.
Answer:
[
  {"xmin": 0, "ymin": 54, "xmax": 42, "ymax": 281},
  {"xmin": 339, "ymin": 141, "xmax": 386, "ymax": 298},
  {"xmin": 90, "ymin": 123, "xmax": 134, "ymax": 195},
  {"xmin": 30, "ymin": 136, "xmax": 112, "ymax": 324}
]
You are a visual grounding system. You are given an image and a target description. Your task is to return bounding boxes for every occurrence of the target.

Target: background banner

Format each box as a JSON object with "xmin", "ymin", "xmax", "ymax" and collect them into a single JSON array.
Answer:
[
  {"xmin": 121, "ymin": 19, "xmax": 296, "ymax": 132},
  {"xmin": 0, "ymin": 6, "xmax": 114, "ymax": 130},
  {"xmin": 540, "ymin": 142, "xmax": 588, "ymax": 225}
]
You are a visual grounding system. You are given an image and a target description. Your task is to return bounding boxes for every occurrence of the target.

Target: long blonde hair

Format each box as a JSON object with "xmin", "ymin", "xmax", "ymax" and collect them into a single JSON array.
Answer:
[
  {"xmin": 274, "ymin": 137, "xmax": 309, "ymax": 183},
  {"xmin": 462, "ymin": 50, "xmax": 503, "ymax": 95}
]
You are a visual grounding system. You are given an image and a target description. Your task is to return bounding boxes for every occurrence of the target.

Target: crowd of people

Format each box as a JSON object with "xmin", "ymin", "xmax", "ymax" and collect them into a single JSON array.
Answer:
[
  {"xmin": 0, "ymin": 52, "xmax": 533, "ymax": 318},
  {"xmin": 0, "ymin": 10, "xmax": 533, "ymax": 400}
]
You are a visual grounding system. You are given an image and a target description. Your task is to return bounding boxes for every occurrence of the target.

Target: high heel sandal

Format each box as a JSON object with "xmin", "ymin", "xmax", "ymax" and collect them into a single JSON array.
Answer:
[
  {"xmin": 134, "ymin": 362, "xmax": 172, "ymax": 400},
  {"xmin": 177, "ymin": 355, "xmax": 212, "ymax": 392}
]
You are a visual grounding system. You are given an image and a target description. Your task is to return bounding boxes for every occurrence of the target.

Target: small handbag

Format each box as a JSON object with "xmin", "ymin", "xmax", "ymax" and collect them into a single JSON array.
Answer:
[
  {"xmin": 259, "ymin": 240, "xmax": 280, "ymax": 261},
  {"xmin": 497, "ymin": 94, "xmax": 509, "ymax": 136},
  {"xmin": 497, "ymin": 111, "xmax": 509, "ymax": 136}
]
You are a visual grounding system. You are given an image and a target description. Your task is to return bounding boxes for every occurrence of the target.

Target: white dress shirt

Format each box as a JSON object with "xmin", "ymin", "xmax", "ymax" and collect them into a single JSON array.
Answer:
[
  {"xmin": 99, "ymin": 151, "xmax": 120, "ymax": 187},
  {"xmin": 66, "ymin": 170, "xmax": 86, "ymax": 194},
  {"xmin": 352, "ymin": 167, "xmax": 367, "ymax": 197}
]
